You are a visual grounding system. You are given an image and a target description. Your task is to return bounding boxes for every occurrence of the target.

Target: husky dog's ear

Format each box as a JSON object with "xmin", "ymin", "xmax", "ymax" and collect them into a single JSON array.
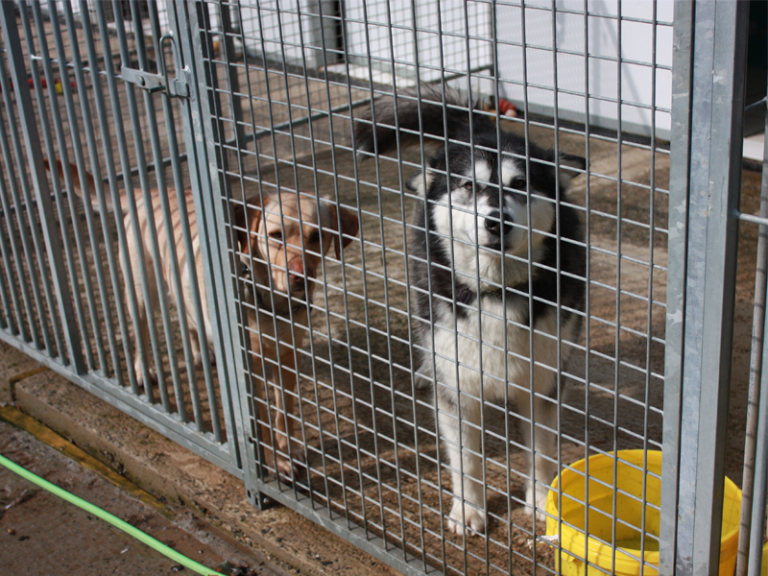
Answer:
[
  {"xmin": 552, "ymin": 152, "xmax": 586, "ymax": 189},
  {"xmin": 406, "ymin": 169, "xmax": 435, "ymax": 195}
]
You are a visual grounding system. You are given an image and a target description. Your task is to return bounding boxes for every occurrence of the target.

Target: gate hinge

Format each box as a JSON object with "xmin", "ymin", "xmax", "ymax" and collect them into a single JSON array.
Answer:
[{"xmin": 121, "ymin": 66, "xmax": 189, "ymax": 98}]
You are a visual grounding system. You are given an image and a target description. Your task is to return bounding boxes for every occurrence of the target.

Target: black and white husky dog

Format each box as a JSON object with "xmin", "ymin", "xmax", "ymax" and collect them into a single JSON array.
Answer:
[{"xmin": 355, "ymin": 85, "xmax": 586, "ymax": 535}]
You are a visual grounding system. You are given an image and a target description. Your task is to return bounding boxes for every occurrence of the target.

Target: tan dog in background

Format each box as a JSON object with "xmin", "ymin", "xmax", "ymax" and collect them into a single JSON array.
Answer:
[
  {"xmin": 235, "ymin": 186, "xmax": 358, "ymax": 478},
  {"xmin": 46, "ymin": 159, "xmax": 359, "ymax": 478}
]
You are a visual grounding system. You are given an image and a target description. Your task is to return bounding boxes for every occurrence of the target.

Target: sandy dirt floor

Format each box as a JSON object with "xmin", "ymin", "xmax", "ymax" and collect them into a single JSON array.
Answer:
[{"xmin": 0, "ymin": 17, "xmax": 760, "ymax": 573}]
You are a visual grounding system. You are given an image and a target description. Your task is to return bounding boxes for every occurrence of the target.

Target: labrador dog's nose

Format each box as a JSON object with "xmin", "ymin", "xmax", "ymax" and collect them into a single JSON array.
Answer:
[
  {"xmin": 484, "ymin": 210, "xmax": 513, "ymax": 237},
  {"xmin": 287, "ymin": 258, "xmax": 310, "ymax": 293}
]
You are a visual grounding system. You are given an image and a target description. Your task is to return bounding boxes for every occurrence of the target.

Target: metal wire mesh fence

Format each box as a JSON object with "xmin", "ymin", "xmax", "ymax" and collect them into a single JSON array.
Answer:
[
  {"xmin": 0, "ymin": 0, "xmax": 240, "ymax": 473},
  {"xmin": 200, "ymin": 1, "xmax": 672, "ymax": 574},
  {"xmin": 0, "ymin": 1, "xmax": 764, "ymax": 575}
]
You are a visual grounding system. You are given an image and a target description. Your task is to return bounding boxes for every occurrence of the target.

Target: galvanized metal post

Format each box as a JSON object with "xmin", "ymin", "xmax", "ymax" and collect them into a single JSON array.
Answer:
[
  {"xmin": 0, "ymin": 1, "xmax": 84, "ymax": 373},
  {"xmin": 168, "ymin": 0, "xmax": 248, "ymax": 472},
  {"xmin": 663, "ymin": 1, "xmax": 749, "ymax": 575}
]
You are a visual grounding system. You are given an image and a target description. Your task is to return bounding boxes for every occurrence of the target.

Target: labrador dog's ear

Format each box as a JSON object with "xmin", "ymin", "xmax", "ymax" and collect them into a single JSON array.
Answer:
[
  {"xmin": 326, "ymin": 201, "xmax": 359, "ymax": 259},
  {"xmin": 232, "ymin": 195, "xmax": 263, "ymax": 254}
]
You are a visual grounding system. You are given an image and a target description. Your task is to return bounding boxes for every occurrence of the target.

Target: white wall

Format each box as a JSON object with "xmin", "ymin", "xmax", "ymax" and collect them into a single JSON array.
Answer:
[
  {"xmin": 494, "ymin": 0, "xmax": 674, "ymax": 139},
  {"xmin": 343, "ymin": 1, "xmax": 492, "ymax": 85}
]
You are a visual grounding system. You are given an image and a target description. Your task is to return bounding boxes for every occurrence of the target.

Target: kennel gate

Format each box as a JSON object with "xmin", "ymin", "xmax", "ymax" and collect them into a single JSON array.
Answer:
[
  {"xmin": 0, "ymin": 0, "xmax": 246, "ymax": 476},
  {"xmin": 0, "ymin": 1, "xmax": 765, "ymax": 575}
]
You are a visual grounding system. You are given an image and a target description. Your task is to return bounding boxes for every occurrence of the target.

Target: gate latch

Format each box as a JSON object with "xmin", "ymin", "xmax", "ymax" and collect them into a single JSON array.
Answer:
[{"xmin": 121, "ymin": 66, "xmax": 189, "ymax": 98}]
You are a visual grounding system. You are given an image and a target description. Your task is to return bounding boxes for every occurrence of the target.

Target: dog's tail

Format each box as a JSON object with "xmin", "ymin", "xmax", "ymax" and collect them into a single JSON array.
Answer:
[
  {"xmin": 44, "ymin": 158, "xmax": 116, "ymax": 213},
  {"xmin": 354, "ymin": 84, "xmax": 485, "ymax": 157}
]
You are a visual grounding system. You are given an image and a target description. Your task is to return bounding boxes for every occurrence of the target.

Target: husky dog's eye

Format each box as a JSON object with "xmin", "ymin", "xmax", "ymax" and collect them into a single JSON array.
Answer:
[
  {"xmin": 510, "ymin": 178, "xmax": 526, "ymax": 190},
  {"xmin": 462, "ymin": 181, "xmax": 473, "ymax": 191},
  {"xmin": 268, "ymin": 230, "xmax": 283, "ymax": 241}
]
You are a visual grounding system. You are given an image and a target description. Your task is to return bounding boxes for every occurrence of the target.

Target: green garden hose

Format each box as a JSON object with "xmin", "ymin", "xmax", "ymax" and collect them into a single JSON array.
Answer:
[{"xmin": 0, "ymin": 453, "xmax": 225, "ymax": 576}]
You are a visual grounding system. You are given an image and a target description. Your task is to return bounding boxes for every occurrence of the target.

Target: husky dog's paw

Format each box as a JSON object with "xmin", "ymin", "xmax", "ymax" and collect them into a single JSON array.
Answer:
[
  {"xmin": 525, "ymin": 482, "xmax": 550, "ymax": 523},
  {"xmin": 413, "ymin": 364, "xmax": 434, "ymax": 390},
  {"xmin": 447, "ymin": 501, "xmax": 486, "ymax": 536}
]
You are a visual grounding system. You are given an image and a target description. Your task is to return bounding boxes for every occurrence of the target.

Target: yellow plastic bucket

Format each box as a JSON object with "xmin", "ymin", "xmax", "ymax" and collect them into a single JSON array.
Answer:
[{"xmin": 545, "ymin": 450, "xmax": 742, "ymax": 576}]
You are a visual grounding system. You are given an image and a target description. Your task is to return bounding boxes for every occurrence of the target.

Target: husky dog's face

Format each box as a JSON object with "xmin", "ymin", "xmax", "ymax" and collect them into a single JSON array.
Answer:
[{"xmin": 407, "ymin": 137, "xmax": 579, "ymax": 284}]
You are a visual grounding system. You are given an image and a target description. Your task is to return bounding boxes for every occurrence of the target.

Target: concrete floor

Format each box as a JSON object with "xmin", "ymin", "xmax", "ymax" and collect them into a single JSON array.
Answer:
[
  {"xmin": 0, "ymin": 340, "xmax": 400, "ymax": 576},
  {"xmin": 0, "ymin": 419, "xmax": 288, "ymax": 576}
]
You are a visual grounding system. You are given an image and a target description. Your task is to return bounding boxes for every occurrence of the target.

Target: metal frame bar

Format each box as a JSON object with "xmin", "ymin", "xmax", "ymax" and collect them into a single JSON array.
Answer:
[
  {"xmin": 171, "ymin": 0, "xmax": 249, "ymax": 473},
  {"xmin": 662, "ymin": 2, "xmax": 749, "ymax": 574}
]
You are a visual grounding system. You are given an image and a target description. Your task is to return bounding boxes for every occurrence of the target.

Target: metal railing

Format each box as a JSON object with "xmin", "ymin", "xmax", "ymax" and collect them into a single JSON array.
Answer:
[{"xmin": 0, "ymin": 2, "xmax": 765, "ymax": 576}]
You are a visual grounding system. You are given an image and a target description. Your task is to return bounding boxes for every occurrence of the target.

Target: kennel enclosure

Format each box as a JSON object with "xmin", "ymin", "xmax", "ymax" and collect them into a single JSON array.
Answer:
[{"xmin": 0, "ymin": 1, "xmax": 764, "ymax": 575}]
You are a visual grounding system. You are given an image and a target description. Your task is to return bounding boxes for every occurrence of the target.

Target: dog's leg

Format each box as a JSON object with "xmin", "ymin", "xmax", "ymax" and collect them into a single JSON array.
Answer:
[
  {"xmin": 413, "ymin": 358, "xmax": 434, "ymax": 390},
  {"xmin": 518, "ymin": 391, "xmax": 557, "ymax": 522},
  {"xmin": 271, "ymin": 351, "xmax": 305, "ymax": 480},
  {"xmin": 438, "ymin": 385, "xmax": 486, "ymax": 535},
  {"xmin": 190, "ymin": 329, "xmax": 202, "ymax": 367},
  {"xmin": 129, "ymin": 286, "xmax": 158, "ymax": 389},
  {"xmin": 251, "ymin": 354, "xmax": 276, "ymax": 474},
  {"xmin": 252, "ymin": 351, "xmax": 303, "ymax": 483}
]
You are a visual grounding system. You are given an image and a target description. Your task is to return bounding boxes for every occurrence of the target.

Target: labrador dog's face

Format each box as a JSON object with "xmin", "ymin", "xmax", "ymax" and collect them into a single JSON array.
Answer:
[{"xmin": 241, "ymin": 192, "xmax": 359, "ymax": 306}]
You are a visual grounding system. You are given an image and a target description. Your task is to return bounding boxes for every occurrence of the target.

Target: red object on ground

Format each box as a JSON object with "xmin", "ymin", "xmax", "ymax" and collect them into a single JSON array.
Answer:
[{"xmin": 497, "ymin": 97, "xmax": 518, "ymax": 118}]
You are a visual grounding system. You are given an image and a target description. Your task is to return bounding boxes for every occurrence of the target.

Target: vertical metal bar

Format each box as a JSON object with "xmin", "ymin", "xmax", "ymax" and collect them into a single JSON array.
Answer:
[
  {"xmin": 612, "ymin": 3, "xmax": 625, "ymax": 573},
  {"xmin": 738, "ymin": 10, "xmax": 768, "ymax": 576},
  {"xmin": 0, "ymin": 1, "xmax": 83, "ymax": 371},
  {"xmin": 191, "ymin": 0, "xmax": 245, "ymax": 467},
  {"xmin": 26, "ymin": 2, "xmax": 96, "ymax": 373},
  {"xmin": 218, "ymin": 0, "xmax": 247, "ymax": 162},
  {"xmin": 747, "ymin": 281, "xmax": 768, "ymax": 576},
  {"xmin": 667, "ymin": 2, "xmax": 748, "ymax": 574},
  {"xmin": 659, "ymin": 1, "xmax": 695, "ymax": 573},
  {"xmin": 172, "ymin": 0, "xmax": 249, "ymax": 467},
  {"xmin": 639, "ymin": 4, "xmax": 660, "ymax": 574},
  {"xmin": 580, "ymin": 0, "xmax": 593, "ymax": 572},
  {"xmin": 337, "ymin": 0, "xmax": 378, "ymax": 534},
  {"xmin": 488, "ymin": 4, "xmax": 516, "ymax": 571}
]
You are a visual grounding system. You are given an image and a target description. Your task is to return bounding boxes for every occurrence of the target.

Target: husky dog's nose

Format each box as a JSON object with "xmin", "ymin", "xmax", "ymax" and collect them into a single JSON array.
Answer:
[{"xmin": 484, "ymin": 210, "xmax": 513, "ymax": 237}]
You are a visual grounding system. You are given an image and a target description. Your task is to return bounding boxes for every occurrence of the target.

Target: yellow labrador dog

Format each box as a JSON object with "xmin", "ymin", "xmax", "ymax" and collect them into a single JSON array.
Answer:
[
  {"xmin": 235, "ymin": 185, "xmax": 358, "ymax": 479},
  {"xmin": 46, "ymin": 159, "xmax": 359, "ymax": 478}
]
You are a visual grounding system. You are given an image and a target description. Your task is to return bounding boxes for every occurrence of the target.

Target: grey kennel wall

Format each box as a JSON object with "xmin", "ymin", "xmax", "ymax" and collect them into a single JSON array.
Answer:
[{"xmin": 0, "ymin": 2, "xmax": 765, "ymax": 576}]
